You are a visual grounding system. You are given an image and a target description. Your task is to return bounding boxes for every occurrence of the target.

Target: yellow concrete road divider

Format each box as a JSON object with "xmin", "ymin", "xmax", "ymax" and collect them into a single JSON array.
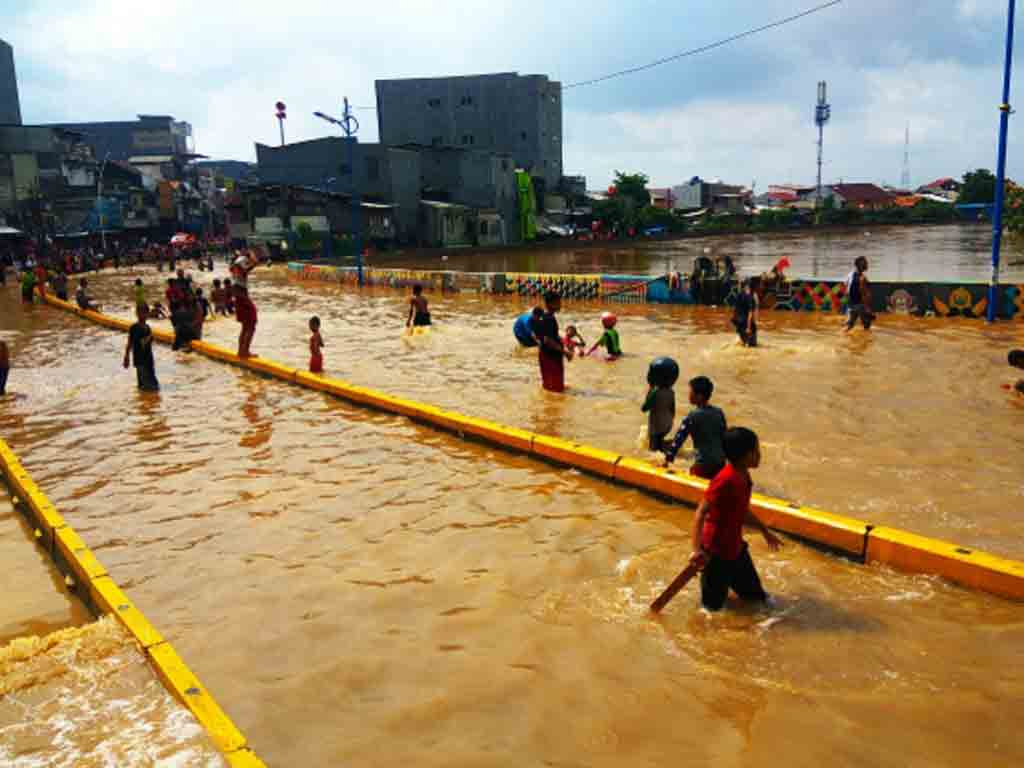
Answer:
[
  {"xmin": 0, "ymin": 437, "xmax": 267, "ymax": 767},
  {"xmin": 41, "ymin": 294, "xmax": 1024, "ymax": 601},
  {"xmin": 866, "ymin": 527, "xmax": 1024, "ymax": 601}
]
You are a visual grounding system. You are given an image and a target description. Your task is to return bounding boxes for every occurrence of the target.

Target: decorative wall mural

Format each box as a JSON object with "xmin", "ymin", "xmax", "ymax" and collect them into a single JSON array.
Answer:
[
  {"xmin": 287, "ymin": 263, "xmax": 1022, "ymax": 318},
  {"xmin": 887, "ymin": 289, "xmax": 918, "ymax": 314}
]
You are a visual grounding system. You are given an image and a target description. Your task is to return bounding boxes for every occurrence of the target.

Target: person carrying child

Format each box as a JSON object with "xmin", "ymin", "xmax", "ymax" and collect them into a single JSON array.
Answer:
[
  {"xmin": 689, "ymin": 426, "xmax": 783, "ymax": 612},
  {"xmin": 123, "ymin": 303, "xmax": 159, "ymax": 392},
  {"xmin": 563, "ymin": 325, "xmax": 586, "ymax": 358},
  {"xmin": 642, "ymin": 357, "xmax": 677, "ymax": 451},
  {"xmin": 664, "ymin": 376, "xmax": 728, "ymax": 480},
  {"xmin": 407, "ymin": 284, "xmax": 432, "ymax": 328},
  {"xmin": 587, "ymin": 312, "xmax": 623, "ymax": 358},
  {"xmin": 309, "ymin": 316, "xmax": 325, "ymax": 373}
]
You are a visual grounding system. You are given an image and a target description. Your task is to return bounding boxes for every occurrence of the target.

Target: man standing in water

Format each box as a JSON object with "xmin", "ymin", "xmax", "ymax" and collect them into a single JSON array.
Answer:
[
  {"xmin": 535, "ymin": 291, "xmax": 572, "ymax": 393},
  {"xmin": 844, "ymin": 256, "xmax": 874, "ymax": 331}
]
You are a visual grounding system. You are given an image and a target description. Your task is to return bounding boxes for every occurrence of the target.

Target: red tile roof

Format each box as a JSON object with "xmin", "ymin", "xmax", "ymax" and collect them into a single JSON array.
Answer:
[{"xmin": 832, "ymin": 183, "xmax": 893, "ymax": 204}]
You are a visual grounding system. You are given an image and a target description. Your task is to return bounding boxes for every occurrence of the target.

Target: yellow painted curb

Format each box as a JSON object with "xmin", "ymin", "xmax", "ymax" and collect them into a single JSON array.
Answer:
[
  {"xmin": 0, "ymin": 439, "xmax": 263, "ymax": 764},
  {"xmin": 866, "ymin": 527, "xmax": 1024, "ymax": 600},
  {"xmin": 532, "ymin": 435, "xmax": 621, "ymax": 479},
  {"xmin": 147, "ymin": 641, "xmax": 248, "ymax": 754},
  {"xmin": 43, "ymin": 297, "xmax": 1024, "ymax": 601}
]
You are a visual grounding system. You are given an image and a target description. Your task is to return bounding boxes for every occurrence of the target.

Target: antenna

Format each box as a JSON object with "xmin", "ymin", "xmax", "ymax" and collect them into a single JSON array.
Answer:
[
  {"xmin": 901, "ymin": 122, "xmax": 911, "ymax": 190},
  {"xmin": 815, "ymin": 81, "xmax": 831, "ymax": 206}
]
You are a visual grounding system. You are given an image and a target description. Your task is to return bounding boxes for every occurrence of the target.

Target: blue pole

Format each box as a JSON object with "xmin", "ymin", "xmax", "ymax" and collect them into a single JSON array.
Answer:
[{"xmin": 989, "ymin": 0, "xmax": 1016, "ymax": 322}]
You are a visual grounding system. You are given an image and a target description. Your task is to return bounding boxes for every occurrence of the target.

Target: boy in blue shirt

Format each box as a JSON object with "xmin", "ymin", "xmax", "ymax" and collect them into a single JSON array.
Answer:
[{"xmin": 663, "ymin": 376, "xmax": 727, "ymax": 480}]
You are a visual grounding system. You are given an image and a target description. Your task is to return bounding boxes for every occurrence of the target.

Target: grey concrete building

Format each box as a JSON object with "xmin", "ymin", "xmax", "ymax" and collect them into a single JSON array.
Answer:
[
  {"xmin": 375, "ymin": 72, "xmax": 563, "ymax": 190},
  {"xmin": 43, "ymin": 115, "xmax": 192, "ymax": 164},
  {"xmin": 0, "ymin": 39, "xmax": 21, "ymax": 126},
  {"xmin": 255, "ymin": 138, "xmax": 421, "ymax": 242},
  {"xmin": 418, "ymin": 146, "xmax": 518, "ymax": 244}
]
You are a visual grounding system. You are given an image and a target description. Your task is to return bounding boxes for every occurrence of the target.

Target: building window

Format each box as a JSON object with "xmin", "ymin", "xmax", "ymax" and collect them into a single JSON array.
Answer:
[
  {"xmin": 480, "ymin": 220, "xmax": 489, "ymax": 235},
  {"xmin": 520, "ymin": 131, "xmax": 527, "ymax": 141},
  {"xmin": 366, "ymin": 156, "xmax": 380, "ymax": 181},
  {"xmin": 427, "ymin": 98, "xmax": 441, "ymax": 108},
  {"xmin": 460, "ymin": 96, "xmax": 474, "ymax": 107},
  {"xmin": 501, "ymin": 159, "xmax": 508, "ymax": 171},
  {"xmin": 431, "ymin": 136, "xmax": 442, "ymax": 146}
]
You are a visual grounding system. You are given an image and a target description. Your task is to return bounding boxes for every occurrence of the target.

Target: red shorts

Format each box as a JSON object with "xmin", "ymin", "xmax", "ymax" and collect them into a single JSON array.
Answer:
[
  {"xmin": 310, "ymin": 352, "xmax": 323, "ymax": 373},
  {"xmin": 539, "ymin": 351, "xmax": 564, "ymax": 393},
  {"xmin": 235, "ymin": 298, "xmax": 257, "ymax": 326}
]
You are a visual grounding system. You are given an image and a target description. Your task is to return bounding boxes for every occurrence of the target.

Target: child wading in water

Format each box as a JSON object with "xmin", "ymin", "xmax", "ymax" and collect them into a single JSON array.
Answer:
[
  {"xmin": 309, "ymin": 316, "xmax": 324, "ymax": 373},
  {"xmin": 564, "ymin": 325, "xmax": 586, "ymax": 358},
  {"xmin": 234, "ymin": 285, "xmax": 257, "ymax": 358},
  {"xmin": 123, "ymin": 304, "xmax": 159, "ymax": 392},
  {"xmin": 642, "ymin": 360, "xmax": 676, "ymax": 452},
  {"xmin": 732, "ymin": 279, "xmax": 759, "ymax": 347},
  {"xmin": 691, "ymin": 427, "xmax": 782, "ymax": 611},
  {"xmin": 664, "ymin": 376, "xmax": 728, "ymax": 480},
  {"xmin": 407, "ymin": 284, "xmax": 431, "ymax": 328},
  {"xmin": 587, "ymin": 312, "xmax": 622, "ymax": 358}
]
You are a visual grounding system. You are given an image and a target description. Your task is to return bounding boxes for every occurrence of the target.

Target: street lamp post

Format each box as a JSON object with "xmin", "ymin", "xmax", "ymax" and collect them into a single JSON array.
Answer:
[
  {"xmin": 988, "ymin": 0, "xmax": 1016, "ymax": 323},
  {"xmin": 97, "ymin": 151, "xmax": 111, "ymax": 254},
  {"xmin": 314, "ymin": 99, "xmax": 363, "ymax": 286}
]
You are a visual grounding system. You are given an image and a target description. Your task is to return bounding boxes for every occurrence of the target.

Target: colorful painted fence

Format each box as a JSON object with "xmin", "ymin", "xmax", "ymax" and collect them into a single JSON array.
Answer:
[{"xmin": 286, "ymin": 263, "xmax": 1024, "ymax": 319}]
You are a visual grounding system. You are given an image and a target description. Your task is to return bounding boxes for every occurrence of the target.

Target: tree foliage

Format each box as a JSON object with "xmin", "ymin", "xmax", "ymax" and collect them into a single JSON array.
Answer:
[
  {"xmin": 960, "ymin": 169, "xmax": 997, "ymax": 204},
  {"xmin": 610, "ymin": 171, "xmax": 651, "ymax": 208}
]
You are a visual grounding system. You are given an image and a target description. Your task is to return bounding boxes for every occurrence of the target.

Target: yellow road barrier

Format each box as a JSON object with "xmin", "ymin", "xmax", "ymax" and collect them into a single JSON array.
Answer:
[
  {"xmin": 41, "ymin": 293, "xmax": 1024, "ymax": 601},
  {"xmin": 0, "ymin": 437, "xmax": 267, "ymax": 766}
]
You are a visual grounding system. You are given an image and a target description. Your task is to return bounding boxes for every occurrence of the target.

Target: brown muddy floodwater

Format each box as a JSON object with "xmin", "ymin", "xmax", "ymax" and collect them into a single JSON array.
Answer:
[
  {"xmin": 376, "ymin": 222, "xmax": 1024, "ymax": 283},
  {"xmin": 0, "ymin": 243, "xmax": 1023, "ymax": 766}
]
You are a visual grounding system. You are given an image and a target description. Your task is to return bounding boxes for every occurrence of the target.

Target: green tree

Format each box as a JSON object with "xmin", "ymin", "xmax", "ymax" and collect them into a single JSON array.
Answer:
[
  {"xmin": 960, "ymin": 169, "xmax": 997, "ymax": 204},
  {"xmin": 611, "ymin": 171, "xmax": 651, "ymax": 208}
]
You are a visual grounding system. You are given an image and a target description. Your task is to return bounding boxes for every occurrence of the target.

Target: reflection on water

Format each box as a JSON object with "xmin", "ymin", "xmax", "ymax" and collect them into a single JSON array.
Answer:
[
  {"xmin": 376, "ymin": 223, "xmax": 1024, "ymax": 282},
  {"xmin": 0, "ymin": 256, "xmax": 1022, "ymax": 766}
]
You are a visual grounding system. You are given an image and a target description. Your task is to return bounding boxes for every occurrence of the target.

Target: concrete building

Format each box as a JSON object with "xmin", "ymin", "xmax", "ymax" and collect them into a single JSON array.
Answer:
[
  {"xmin": 375, "ymin": 72, "xmax": 563, "ymax": 190},
  {"xmin": 255, "ymin": 138, "xmax": 421, "ymax": 242},
  {"xmin": 0, "ymin": 40, "xmax": 21, "ymax": 126},
  {"xmin": 672, "ymin": 177, "xmax": 747, "ymax": 213},
  {"xmin": 417, "ymin": 146, "xmax": 518, "ymax": 244},
  {"xmin": 43, "ymin": 115, "xmax": 192, "ymax": 166}
]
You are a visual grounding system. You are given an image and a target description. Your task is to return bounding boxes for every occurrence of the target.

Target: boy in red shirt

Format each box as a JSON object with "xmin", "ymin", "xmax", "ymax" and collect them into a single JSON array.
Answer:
[{"xmin": 691, "ymin": 426, "xmax": 782, "ymax": 611}]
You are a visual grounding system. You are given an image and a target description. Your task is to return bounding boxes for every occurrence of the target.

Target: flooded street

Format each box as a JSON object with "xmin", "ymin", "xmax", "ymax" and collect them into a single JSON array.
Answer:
[
  {"xmin": 0, "ymin": 231, "xmax": 1022, "ymax": 765},
  {"xmin": 376, "ymin": 223, "xmax": 1024, "ymax": 283}
]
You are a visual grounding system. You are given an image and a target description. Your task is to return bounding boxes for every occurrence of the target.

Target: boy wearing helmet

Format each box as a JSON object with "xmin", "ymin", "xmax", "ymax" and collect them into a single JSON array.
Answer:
[{"xmin": 587, "ymin": 312, "xmax": 623, "ymax": 358}]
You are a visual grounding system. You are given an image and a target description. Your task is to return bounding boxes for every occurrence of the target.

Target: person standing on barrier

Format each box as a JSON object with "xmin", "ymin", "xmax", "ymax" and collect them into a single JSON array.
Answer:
[
  {"xmin": 124, "ymin": 304, "xmax": 159, "ymax": 392},
  {"xmin": 536, "ymin": 291, "xmax": 572, "ymax": 393},
  {"xmin": 844, "ymin": 256, "xmax": 874, "ymax": 331}
]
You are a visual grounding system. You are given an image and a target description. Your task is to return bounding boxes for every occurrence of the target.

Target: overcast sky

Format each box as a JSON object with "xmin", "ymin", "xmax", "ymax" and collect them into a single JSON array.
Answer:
[{"xmin": 3, "ymin": 0, "xmax": 1021, "ymax": 190}]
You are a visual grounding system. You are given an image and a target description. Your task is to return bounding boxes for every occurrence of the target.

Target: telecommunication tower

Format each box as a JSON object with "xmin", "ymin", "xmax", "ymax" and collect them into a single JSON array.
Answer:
[
  {"xmin": 815, "ymin": 81, "xmax": 831, "ymax": 206},
  {"xmin": 901, "ymin": 122, "xmax": 911, "ymax": 190}
]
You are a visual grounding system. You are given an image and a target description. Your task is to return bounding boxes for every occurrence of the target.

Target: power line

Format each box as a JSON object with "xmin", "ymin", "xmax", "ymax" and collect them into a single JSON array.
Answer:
[{"xmin": 562, "ymin": 0, "xmax": 844, "ymax": 90}]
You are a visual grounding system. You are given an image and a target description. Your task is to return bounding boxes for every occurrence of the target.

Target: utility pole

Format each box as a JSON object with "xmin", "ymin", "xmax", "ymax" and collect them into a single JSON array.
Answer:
[
  {"xmin": 815, "ymin": 81, "xmax": 831, "ymax": 207},
  {"xmin": 96, "ymin": 151, "xmax": 110, "ymax": 254},
  {"xmin": 314, "ymin": 98, "xmax": 363, "ymax": 285},
  {"xmin": 988, "ymin": 0, "xmax": 1016, "ymax": 323}
]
